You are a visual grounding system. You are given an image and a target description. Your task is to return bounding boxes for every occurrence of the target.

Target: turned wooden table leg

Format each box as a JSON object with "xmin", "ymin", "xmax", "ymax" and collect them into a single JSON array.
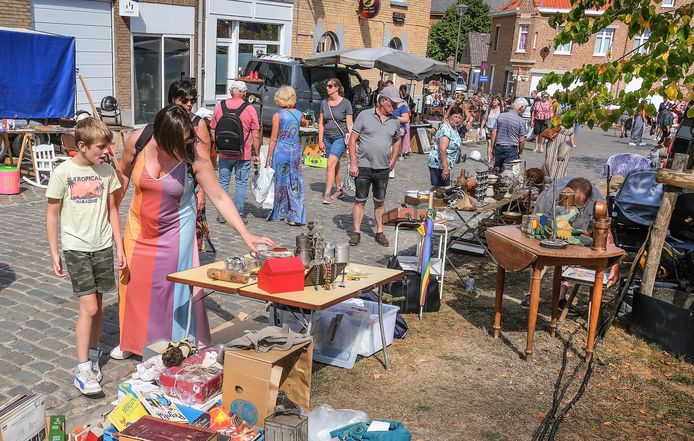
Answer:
[
  {"xmin": 585, "ymin": 267, "xmax": 605, "ymax": 362},
  {"xmin": 493, "ymin": 266, "xmax": 505, "ymax": 338},
  {"xmin": 525, "ymin": 264, "xmax": 543, "ymax": 361},
  {"xmin": 550, "ymin": 265, "xmax": 562, "ymax": 337}
]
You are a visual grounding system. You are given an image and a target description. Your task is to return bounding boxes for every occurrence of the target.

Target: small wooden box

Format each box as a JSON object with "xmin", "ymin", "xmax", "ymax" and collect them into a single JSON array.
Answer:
[
  {"xmin": 382, "ymin": 207, "xmax": 429, "ymax": 225},
  {"xmin": 264, "ymin": 412, "xmax": 308, "ymax": 441}
]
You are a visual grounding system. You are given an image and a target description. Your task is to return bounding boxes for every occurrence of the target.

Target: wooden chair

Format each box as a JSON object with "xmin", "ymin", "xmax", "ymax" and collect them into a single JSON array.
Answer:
[{"xmin": 22, "ymin": 144, "xmax": 67, "ymax": 188}]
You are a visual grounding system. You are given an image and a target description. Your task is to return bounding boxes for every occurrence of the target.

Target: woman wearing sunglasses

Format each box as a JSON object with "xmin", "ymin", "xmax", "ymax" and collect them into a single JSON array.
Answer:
[
  {"xmin": 110, "ymin": 105, "xmax": 273, "ymax": 360},
  {"xmin": 318, "ymin": 78, "xmax": 353, "ymax": 204}
]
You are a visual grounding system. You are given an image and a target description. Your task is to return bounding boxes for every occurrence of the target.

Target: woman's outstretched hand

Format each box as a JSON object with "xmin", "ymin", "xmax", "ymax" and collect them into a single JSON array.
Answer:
[{"xmin": 243, "ymin": 234, "xmax": 275, "ymax": 252}]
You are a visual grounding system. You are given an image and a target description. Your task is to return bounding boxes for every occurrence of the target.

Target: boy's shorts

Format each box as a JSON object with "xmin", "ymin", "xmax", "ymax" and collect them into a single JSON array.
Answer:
[{"xmin": 64, "ymin": 247, "xmax": 115, "ymax": 296}]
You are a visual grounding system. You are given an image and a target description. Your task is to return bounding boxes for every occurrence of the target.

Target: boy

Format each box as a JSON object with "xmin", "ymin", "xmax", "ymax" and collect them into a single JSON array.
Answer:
[{"xmin": 46, "ymin": 117, "xmax": 126, "ymax": 395}]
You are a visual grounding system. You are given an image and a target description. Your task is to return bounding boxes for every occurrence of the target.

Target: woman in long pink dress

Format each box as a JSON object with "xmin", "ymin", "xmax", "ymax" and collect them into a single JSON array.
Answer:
[{"xmin": 111, "ymin": 105, "xmax": 273, "ymax": 358}]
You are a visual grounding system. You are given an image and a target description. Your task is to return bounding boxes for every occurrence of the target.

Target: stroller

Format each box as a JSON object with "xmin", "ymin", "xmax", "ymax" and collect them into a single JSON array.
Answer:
[{"xmin": 610, "ymin": 168, "xmax": 694, "ymax": 289}]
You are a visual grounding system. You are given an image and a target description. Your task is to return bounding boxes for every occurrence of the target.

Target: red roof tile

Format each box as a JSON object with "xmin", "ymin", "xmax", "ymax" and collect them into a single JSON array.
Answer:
[{"xmin": 496, "ymin": 0, "xmax": 607, "ymax": 12}]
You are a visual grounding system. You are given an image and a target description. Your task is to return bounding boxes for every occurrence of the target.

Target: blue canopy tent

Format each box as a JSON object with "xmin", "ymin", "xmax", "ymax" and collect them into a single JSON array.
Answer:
[{"xmin": 0, "ymin": 27, "xmax": 76, "ymax": 119}]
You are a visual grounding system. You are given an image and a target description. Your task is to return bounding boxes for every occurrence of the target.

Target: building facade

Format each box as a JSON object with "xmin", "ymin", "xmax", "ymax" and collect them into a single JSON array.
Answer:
[
  {"xmin": 292, "ymin": 0, "xmax": 432, "ymax": 84},
  {"xmin": 485, "ymin": 0, "xmax": 670, "ymax": 97}
]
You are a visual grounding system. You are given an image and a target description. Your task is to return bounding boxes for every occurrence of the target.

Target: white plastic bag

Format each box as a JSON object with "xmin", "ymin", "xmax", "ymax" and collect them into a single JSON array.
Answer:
[
  {"xmin": 252, "ymin": 150, "xmax": 275, "ymax": 209},
  {"xmin": 308, "ymin": 404, "xmax": 369, "ymax": 441}
]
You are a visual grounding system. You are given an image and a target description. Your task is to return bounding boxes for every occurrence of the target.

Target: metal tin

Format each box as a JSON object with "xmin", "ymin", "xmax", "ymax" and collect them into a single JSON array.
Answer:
[
  {"xmin": 335, "ymin": 243, "xmax": 350, "ymax": 264},
  {"xmin": 323, "ymin": 242, "xmax": 335, "ymax": 259}
]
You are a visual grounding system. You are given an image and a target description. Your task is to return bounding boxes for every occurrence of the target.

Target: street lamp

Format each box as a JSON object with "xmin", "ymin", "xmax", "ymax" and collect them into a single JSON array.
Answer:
[{"xmin": 453, "ymin": 3, "xmax": 468, "ymax": 92}]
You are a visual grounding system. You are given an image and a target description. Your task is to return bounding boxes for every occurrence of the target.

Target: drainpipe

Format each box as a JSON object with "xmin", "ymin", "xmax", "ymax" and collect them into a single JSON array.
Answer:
[{"xmin": 197, "ymin": 0, "xmax": 204, "ymax": 109}]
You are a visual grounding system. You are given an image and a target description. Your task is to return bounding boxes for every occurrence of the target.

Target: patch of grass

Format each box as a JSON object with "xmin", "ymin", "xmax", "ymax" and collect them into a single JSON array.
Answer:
[
  {"xmin": 671, "ymin": 373, "xmax": 694, "ymax": 386},
  {"xmin": 667, "ymin": 405, "xmax": 692, "ymax": 418},
  {"xmin": 415, "ymin": 403, "xmax": 431, "ymax": 413}
]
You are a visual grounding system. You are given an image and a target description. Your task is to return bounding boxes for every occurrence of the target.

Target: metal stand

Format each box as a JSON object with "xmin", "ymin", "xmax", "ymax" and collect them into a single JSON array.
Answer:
[{"xmin": 377, "ymin": 285, "xmax": 390, "ymax": 370}]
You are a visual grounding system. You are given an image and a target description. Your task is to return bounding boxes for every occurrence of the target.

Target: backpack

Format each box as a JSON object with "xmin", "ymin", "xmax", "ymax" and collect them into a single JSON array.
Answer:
[{"xmin": 215, "ymin": 100, "xmax": 251, "ymax": 156}]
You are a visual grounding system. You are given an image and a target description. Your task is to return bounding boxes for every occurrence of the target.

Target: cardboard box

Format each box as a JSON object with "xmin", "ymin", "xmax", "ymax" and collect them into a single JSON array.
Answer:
[
  {"xmin": 222, "ymin": 341, "xmax": 313, "ymax": 428},
  {"xmin": 258, "ymin": 257, "xmax": 305, "ymax": 294},
  {"xmin": 403, "ymin": 195, "xmax": 446, "ymax": 209},
  {"xmin": 159, "ymin": 348, "xmax": 223, "ymax": 405},
  {"xmin": 302, "ymin": 144, "xmax": 321, "ymax": 157},
  {"xmin": 119, "ymin": 416, "xmax": 217, "ymax": 441}
]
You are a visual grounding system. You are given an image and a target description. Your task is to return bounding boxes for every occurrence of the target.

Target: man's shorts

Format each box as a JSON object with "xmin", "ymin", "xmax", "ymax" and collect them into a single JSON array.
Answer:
[
  {"xmin": 64, "ymin": 246, "xmax": 115, "ymax": 296},
  {"xmin": 533, "ymin": 119, "xmax": 549, "ymax": 136},
  {"xmin": 355, "ymin": 167, "xmax": 390, "ymax": 203}
]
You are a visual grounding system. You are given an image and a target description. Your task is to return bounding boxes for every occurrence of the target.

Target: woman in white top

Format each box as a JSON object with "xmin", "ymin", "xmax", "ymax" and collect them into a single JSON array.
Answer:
[
  {"xmin": 318, "ymin": 78, "xmax": 353, "ymax": 204},
  {"xmin": 480, "ymin": 95, "xmax": 502, "ymax": 159}
]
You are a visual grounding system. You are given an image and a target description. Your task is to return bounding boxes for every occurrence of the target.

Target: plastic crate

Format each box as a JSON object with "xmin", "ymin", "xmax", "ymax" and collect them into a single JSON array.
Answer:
[{"xmin": 269, "ymin": 299, "xmax": 398, "ymax": 358}]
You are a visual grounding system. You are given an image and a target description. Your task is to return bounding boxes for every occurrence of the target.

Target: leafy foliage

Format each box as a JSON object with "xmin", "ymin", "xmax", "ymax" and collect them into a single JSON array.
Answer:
[
  {"xmin": 537, "ymin": 0, "xmax": 694, "ymax": 129},
  {"xmin": 427, "ymin": 0, "xmax": 492, "ymax": 63}
]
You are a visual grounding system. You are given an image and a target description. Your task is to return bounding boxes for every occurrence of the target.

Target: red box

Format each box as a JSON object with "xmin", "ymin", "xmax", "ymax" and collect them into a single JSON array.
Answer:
[
  {"xmin": 159, "ymin": 348, "xmax": 223, "ymax": 405},
  {"xmin": 258, "ymin": 257, "xmax": 305, "ymax": 294}
]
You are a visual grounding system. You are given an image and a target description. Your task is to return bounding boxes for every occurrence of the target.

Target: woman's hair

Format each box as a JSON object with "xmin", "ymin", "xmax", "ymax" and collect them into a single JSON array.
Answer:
[
  {"xmin": 153, "ymin": 104, "xmax": 197, "ymax": 164},
  {"xmin": 275, "ymin": 85, "xmax": 297, "ymax": 108},
  {"xmin": 491, "ymin": 95, "xmax": 502, "ymax": 107},
  {"xmin": 167, "ymin": 79, "xmax": 197, "ymax": 104},
  {"xmin": 447, "ymin": 106, "xmax": 464, "ymax": 117},
  {"xmin": 327, "ymin": 78, "xmax": 344, "ymax": 97},
  {"xmin": 566, "ymin": 177, "xmax": 593, "ymax": 201},
  {"xmin": 526, "ymin": 167, "xmax": 546, "ymax": 188}
]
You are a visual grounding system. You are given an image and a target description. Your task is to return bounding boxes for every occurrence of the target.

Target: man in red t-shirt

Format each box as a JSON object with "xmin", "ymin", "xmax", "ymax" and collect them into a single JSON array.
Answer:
[{"xmin": 210, "ymin": 80, "xmax": 260, "ymax": 223}]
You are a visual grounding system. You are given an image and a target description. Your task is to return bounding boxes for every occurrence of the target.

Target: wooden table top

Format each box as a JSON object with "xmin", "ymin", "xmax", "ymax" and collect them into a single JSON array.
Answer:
[
  {"xmin": 454, "ymin": 190, "xmax": 527, "ymax": 213},
  {"xmin": 167, "ymin": 262, "xmax": 404, "ymax": 311},
  {"xmin": 486, "ymin": 225, "xmax": 625, "ymax": 271},
  {"xmin": 238, "ymin": 263, "xmax": 404, "ymax": 310}
]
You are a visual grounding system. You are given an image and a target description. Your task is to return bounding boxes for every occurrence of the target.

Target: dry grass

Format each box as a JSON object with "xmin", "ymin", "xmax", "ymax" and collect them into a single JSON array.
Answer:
[{"xmin": 310, "ymin": 255, "xmax": 694, "ymax": 440}]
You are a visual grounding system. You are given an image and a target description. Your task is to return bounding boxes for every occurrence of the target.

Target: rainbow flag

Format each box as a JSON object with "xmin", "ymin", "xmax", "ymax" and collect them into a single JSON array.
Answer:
[{"xmin": 418, "ymin": 209, "xmax": 435, "ymax": 317}]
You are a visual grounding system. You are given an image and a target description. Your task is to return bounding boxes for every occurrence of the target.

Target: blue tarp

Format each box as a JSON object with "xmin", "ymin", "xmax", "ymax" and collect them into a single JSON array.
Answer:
[{"xmin": 0, "ymin": 28, "xmax": 76, "ymax": 118}]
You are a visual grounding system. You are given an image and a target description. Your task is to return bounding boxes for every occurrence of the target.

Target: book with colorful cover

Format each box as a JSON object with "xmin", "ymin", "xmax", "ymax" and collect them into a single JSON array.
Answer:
[
  {"xmin": 228, "ymin": 421, "xmax": 261, "ymax": 441},
  {"xmin": 135, "ymin": 390, "xmax": 187, "ymax": 424},
  {"xmin": 108, "ymin": 393, "xmax": 148, "ymax": 431}
]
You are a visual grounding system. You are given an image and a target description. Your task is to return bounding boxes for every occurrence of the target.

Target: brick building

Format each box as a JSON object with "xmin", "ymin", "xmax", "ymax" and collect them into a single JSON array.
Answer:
[
  {"xmin": 292, "ymin": 0, "xmax": 432, "ymax": 84},
  {"xmin": 485, "ymin": 0, "xmax": 670, "ymax": 97}
]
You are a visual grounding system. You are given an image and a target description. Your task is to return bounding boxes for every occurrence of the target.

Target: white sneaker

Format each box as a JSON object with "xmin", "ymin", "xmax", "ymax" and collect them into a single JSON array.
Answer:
[
  {"xmin": 109, "ymin": 345, "xmax": 133, "ymax": 360},
  {"xmin": 628, "ymin": 142, "xmax": 637, "ymax": 146},
  {"xmin": 74, "ymin": 364, "xmax": 103, "ymax": 395},
  {"xmin": 88, "ymin": 348, "xmax": 103, "ymax": 382}
]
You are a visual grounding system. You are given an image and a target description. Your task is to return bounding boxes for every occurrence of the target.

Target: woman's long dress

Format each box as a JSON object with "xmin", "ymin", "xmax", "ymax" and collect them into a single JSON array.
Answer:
[
  {"xmin": 267, "ymin": 109, "xmax": 307, "ymax": 225},
  {"xmin": 118, "ymin": 152, "xmax": 210, "ymax": 355}
]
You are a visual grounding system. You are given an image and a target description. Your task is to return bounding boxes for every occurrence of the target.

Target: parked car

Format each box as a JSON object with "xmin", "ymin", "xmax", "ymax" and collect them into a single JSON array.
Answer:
[
  {"xmin": 240, "ymin": 55, "xmax": 364, "ymax": 127},
  {"xmin": 455, "ymin": 76, "xmax": 468, "ymax": 93}
]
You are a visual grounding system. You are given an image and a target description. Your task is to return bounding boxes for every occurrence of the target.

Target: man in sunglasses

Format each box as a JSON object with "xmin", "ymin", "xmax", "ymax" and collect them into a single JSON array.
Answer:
[
  {"xmin": 211, "ymin": 80, "xmax": 261, "ymax": 224},
  {"xmin": 347, "ymin": 86, "xmax": 403, "ymax": 247}
]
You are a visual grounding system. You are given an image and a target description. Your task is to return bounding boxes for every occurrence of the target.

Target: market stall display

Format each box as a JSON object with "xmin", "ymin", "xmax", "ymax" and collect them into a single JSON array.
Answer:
[{"xmin": 485, "ymin": 225, "xmax": 624, "ymax": 361}]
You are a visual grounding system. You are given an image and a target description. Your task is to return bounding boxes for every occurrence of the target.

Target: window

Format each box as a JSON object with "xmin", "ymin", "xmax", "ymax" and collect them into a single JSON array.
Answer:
[
  {"xmin": 516, "ymin": 25, "xmax": 529, "ymax": 52},
  {"xmin": 633, "ymin": 30, "xmax": 651, "ymax": 54},
  {"xmin": 554, "ymin": 26, "xmax": 572, "ymax": 54},
  {"xmin": 661, "ymin": 0, "xmax": 675, "ymax": 6},
  {"xmin": 317, "ymin": 32, "xmax": 338, "ymax": 53},
  {"xmin": 388, "ymin": 37, "xmax": 403, "ymax": 50},
  {"xmin": 504, "ymin": 71, "xmax": 515, "ymax": 95},
  {"xmin": 471, "ymin": 70, "xmax": 480, "ymax": 90},
  {"xmin": 493, "ymin": 26, "xmax": 500, "ymax": 51},
  {"xmin": 239, "ymin": 22, "xmax": 280, "ymax": 41},
  {"xmin": 594, "ymin": 28, "xmax": 614, "ymax": 56}
]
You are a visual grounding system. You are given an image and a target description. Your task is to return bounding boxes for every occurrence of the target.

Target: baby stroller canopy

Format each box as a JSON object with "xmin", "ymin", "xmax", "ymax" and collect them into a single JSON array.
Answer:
[{"xmin": 614, "ymin": 169, "xmax": 663, "ymax": 228}]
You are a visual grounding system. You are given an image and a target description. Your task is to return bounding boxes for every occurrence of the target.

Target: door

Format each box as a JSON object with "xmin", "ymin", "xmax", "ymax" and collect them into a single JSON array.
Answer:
[
  {"xmin": 133, "ymin": 36, "xmax": 191, "ymax": 125},
  {"xmin": 32, "ymin": 0, "xmax": 114, "ymax": 114}
]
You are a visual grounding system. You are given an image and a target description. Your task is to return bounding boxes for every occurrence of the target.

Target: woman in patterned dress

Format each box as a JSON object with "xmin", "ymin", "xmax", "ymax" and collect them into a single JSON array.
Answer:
[
  {"xmin": 111, "ymin": 105, "xmax": 273, "ymax": 358},
  {"xmin": 265, "ymin": 86, "xmax": 307, "ymax": 226},
  {"xmin": 428, "ymin": 106, "xmax": 464, "ymax": 187}
]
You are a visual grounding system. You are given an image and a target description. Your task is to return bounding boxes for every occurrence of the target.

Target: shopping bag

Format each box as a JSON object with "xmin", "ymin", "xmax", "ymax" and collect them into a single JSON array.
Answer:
[{"xmin": 252, "ymin": 165, "xmax": 274, "ymax": 203}]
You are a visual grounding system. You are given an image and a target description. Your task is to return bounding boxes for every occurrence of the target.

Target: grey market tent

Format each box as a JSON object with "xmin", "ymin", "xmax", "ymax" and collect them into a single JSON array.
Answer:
[{"xmin": 304, "ymin": 47, "xmax": 457, "ymax": 81}]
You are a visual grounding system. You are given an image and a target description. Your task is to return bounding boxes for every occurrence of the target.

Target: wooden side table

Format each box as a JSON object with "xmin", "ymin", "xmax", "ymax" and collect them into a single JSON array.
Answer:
[{"xmin": 485, "ymin": 226, "xmax": 625, "ymax": 361}]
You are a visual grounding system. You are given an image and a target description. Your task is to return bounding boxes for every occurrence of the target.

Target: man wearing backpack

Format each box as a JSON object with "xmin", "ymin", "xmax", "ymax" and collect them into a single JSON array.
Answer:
[{"xmin": 211, "ymin": 80, "xmax": 260, "ymax": 223}]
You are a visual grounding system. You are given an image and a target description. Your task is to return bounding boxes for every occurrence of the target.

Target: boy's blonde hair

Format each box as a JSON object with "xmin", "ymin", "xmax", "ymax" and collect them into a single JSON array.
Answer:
[
  {"xmin": 75, "ymin": 117, "xmax": 113, "ymax": 146},
  {"xmin": 274, "ymin": 85, "xmax": 297, "ymax": 108}
]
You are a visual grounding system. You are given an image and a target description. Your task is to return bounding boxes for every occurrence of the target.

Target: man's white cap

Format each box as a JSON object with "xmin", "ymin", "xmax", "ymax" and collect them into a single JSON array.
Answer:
[{"xmin": 229, "ymin": 80, "xmax": 248, "ymax": 92}]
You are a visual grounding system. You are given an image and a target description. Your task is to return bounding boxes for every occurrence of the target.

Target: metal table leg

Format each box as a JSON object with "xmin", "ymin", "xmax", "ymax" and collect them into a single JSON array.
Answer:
[{"xmin": 377, "ymin": 285, "xmax": 390, "ymax": 370}]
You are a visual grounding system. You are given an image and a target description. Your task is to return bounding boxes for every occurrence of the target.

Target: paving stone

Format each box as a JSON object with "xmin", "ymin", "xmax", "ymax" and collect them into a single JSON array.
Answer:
[
  {"xmin": 4, "ymin": 351, "xmax": 33, "ymax": 365},
  {"xmin": 9, "ymin": 339, "xmax": 37, "ymax": 354},
  {"xmin": 28, "ymin": 361, "xmax": 54, "ymax": 374},
  {"xmin": 17, "ymin": 328, "xmax": 45, "ymax": 342},
  {"xmin": 34, "ymin": 381, "xmax": 60, "ymax": 395},
  {"xmin": 12, "ymin": 370, "xmax": 41, "ymax": 386},
  {"xmin": 0, "ymin": 320, "xmax": 22, "ymax": 333},
  {"xmin": 6, "ymin": 385, "xmax": 32, "ymax": 397},
  {"xmin": 30, "ymin": 347, "xmax": 63, "ymax": 362},
  {"xmin": 36, "ymin": 338, "xmax": 68, "ymax": 351}
]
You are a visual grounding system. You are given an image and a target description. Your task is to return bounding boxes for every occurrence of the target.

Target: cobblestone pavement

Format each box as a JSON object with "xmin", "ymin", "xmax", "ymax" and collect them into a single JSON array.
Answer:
[{"xmin": 0, "ymin": 127, "xmax": 655, "ymax": 428}]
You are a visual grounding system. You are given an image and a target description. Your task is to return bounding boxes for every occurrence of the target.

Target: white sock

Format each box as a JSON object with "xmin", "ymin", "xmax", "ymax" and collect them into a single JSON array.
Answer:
[{"xmin": 77, "ymin": 361, "xmax": 91, "ymax": 372}]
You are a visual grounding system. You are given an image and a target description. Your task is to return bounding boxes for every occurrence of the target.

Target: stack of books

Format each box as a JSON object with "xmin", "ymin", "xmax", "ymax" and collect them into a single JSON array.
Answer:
[{"xmin": 0, "ymin": 394, "xmax": 46, "ymax": 441}]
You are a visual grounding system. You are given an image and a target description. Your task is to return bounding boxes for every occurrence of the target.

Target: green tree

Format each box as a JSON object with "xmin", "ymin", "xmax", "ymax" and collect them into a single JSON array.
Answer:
[
  {"xmin": 427, "ymin": 0, "xmax": 492, "ymax": 63},
  {"xmin": 538, "ymin": 0, "xmax": 694, "ymax": 130}
]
